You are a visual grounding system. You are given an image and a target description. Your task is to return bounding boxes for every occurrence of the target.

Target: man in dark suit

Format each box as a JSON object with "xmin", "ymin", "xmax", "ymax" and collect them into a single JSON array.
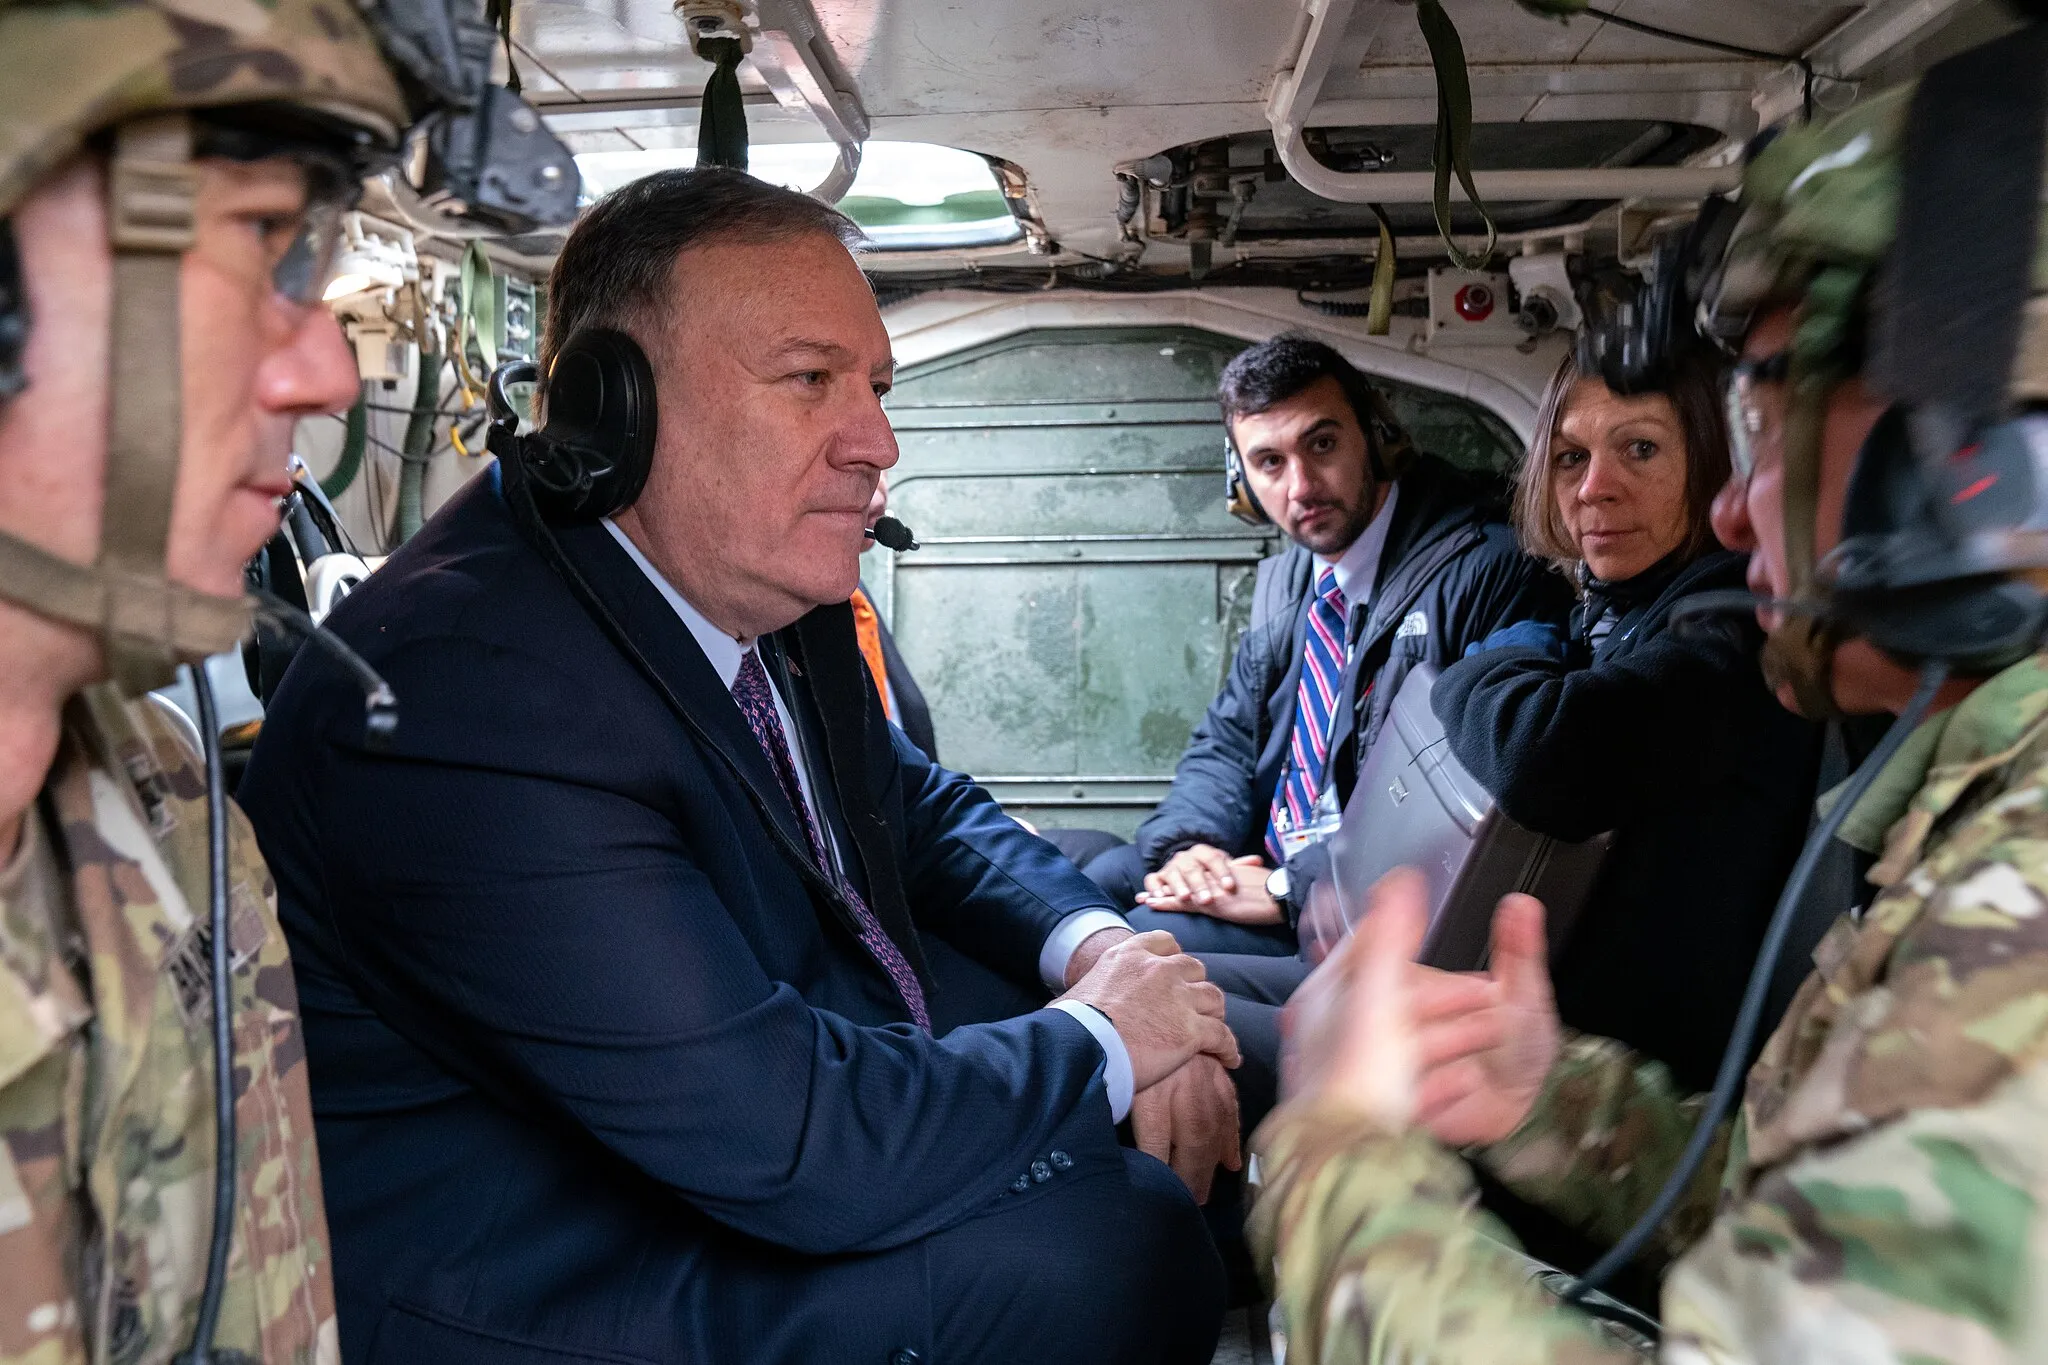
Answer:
[
  {"xmin": 240, "ymin": 169, "xmax": 1240, "ymax": 1365},
  {"xmin": 1083, "ymin": 336, "xmax": 1572, "ymax": 958}
]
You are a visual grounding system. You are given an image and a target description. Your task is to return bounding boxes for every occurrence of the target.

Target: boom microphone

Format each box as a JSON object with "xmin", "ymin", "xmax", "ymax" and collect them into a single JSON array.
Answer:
[{"xmin": 865, "ymin": 516, "xmax": 920, "ymax": 552}]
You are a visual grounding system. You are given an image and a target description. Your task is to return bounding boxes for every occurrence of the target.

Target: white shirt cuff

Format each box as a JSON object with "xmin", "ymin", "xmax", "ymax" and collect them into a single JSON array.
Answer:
[
  {"xmin": 1048, "ymin": 1000, "xmax": 1135, "ymax": 1123},
  {"xmin": 1037, "ymin": 907, "xmax": 1131, "ymax": 992}
]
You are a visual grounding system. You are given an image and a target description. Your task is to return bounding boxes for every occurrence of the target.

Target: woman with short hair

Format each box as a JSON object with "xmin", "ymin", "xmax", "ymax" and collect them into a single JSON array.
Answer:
[{"xmin": 1433, "ymin": 346, "xmax": 1822, "ymax": 1092}]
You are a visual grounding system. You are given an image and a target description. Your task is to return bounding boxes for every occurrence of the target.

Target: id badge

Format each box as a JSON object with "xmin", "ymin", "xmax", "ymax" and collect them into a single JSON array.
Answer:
[{"xmin": 1275, "ymin": 788, "xmax": 1343, "ymax": 861}]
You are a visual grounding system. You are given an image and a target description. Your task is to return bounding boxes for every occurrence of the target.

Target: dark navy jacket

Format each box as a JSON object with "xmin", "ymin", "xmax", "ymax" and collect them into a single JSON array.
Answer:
[
  {"xmin": 239, "ymin": 477, "xmax": 1127, "ymax": 1364},
  {"xmin": 1134, "ymin": 458, "xmax": 1572, "ymax": 879}
]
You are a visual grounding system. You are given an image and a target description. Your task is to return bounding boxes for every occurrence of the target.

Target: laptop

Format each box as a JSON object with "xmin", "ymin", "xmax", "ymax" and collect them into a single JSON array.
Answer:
[{"xmin": 1300, "ymin": 662, "xmax": 1612, "ymax": 970}]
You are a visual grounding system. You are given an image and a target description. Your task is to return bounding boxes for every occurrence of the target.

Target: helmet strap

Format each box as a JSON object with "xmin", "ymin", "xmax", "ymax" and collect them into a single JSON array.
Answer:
[
  {"xmin": 1762, "ymin": 357, "xmax": 1846, "ymax": 720},
  {"xmin": 0, "ymin": 114, "xmax": 252, "ymax": 695}
]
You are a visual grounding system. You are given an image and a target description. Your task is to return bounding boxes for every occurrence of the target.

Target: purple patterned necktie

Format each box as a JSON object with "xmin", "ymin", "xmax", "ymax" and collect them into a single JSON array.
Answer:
[
  {"xmin": 1267, "ymin": 567, "xmax": 1348, "ymax": 861},
  {"xmin": 731, "ymin": 648, "xmax": 931, "ymax": 1031}
]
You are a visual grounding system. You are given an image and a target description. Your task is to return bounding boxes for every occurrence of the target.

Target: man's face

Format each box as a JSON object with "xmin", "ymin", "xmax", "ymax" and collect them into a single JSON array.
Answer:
[
  {"xmin": 167, "ymin": 158, "xmax": 361, "ymax": 597},
  {"xmin": 1230, "ymin": 376, "xmax": 1380, "ymax": 557},
  {"xmin": 620, "ymin": 232, "xmax": 897, "ymax": 638},
  {"xmin": 0, "ymin": 155, "xmax": 356, "ymax": 611},
  {"xmin": 1709, "ymin": 307, "xmax": 1906, "ymax": 714}
]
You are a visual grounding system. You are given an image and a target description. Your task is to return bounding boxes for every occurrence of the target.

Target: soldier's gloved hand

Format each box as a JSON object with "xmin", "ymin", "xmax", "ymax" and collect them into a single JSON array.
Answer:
[{"xmin": 1284, "ymin": 869, "xmax": 1560, "ymax": 1146}]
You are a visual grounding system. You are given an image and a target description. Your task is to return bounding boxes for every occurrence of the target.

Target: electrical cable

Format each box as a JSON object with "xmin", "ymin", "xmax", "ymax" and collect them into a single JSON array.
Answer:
[
  {"xmin": 250, "ymin": 589, "xmax": 399, "ymax": 744},
  {"xmin": 1583, "ymin": 7, "xmax": 1816, "ymax": 119},
  {"xmin": 322, "ymin": 385, "xmax": 368, "ymax": 501},
  {"xmin": 395, "ymin": 348, "xmax": 444, "ymax": 545},
  {"xmin": 1564, "ymin": 653, "xmax": 1953, "ymax": 1309},
  {"xmin": 171, "ymin": 666, "xmax": 234, "ymax": 1365}
]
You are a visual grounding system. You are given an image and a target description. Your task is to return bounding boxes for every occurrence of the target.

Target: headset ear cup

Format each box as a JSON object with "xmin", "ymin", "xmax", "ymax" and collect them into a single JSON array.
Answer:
[
  {"xmin": 1225, "ymin": 440, "xmax": 1270, "ymax": 527},
  {"xmin": 530, "ymin": 329, "xmax": 659, "ymax": 522}
]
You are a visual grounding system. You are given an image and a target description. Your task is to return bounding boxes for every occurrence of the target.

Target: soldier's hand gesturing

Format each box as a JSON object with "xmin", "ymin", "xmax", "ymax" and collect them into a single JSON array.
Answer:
[{"xmin": 1284, "ymin": 869, "xmax": 1561, "ymax": 1146}]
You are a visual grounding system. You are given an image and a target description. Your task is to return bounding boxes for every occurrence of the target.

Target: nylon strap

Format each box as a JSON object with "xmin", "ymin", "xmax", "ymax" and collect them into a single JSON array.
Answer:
[
  {"xmin": 1762, "ymin": 359, "xmax": 1844, "ymax": 720},
  {"xmin": 1416, "ymin": 0, "xmax": 1496, "ymax": 270},
  {"xmin": 456, "ymin": 241, "xmax": 498, "ymax": 399},
  {"xmin": 1367, "ymin": 203, "xmax": 1396, "ymax": 336},
  {"xmin": 0, "ymin": 530, "xmax": 250, "ymax": 663},
  {"xmin": 0, "ymin": 115, "xmax": 252, "ymax": 691},
  {"xmin": 697, "ymin": 37, "xmax": 750, "ymax": 172},
  {"xmin": 102, "ymin": 118, "xmax": 192, "ymax": 581}
]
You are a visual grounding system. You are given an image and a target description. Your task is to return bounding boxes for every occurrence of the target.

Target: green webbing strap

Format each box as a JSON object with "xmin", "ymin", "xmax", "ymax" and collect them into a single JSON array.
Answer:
[
  {"xmin": 323, "ymin": 385, "xmax": 368, "ymax": 500},
  {"xmin": 1415, "ymin": 0, "xmax": 1497, "ymax": 269},
  {"xmin": 697, "ymin": 36, "xmax": 749, "ymax": 172},
  {"xmin": 1367, "ymin": 203, "xmax": 1397, "ymax": 336},
  {"xmin": 457, "ymin": 242, "xmax": 497, "ymax": 399}
]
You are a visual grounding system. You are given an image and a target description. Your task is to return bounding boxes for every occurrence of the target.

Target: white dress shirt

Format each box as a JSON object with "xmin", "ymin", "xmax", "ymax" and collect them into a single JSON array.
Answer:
[
  {"xmin": 1318, "ymin": 481, "xmax": 1400, "ymax": 643},
  {"xmin": 601, "ymin": 519, "xmax": 1134, "ymax": 1119}
]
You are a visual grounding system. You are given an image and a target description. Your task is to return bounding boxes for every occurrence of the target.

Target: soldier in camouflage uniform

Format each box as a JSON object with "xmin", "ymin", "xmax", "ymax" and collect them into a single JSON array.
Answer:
[
  {"xmin": 0, "ymin": 0, "xmax": 565, "ymax": 1360},
  {"xmin": 1248, "ymin": 29, "xmax": 2048, "ymax": 1365}
]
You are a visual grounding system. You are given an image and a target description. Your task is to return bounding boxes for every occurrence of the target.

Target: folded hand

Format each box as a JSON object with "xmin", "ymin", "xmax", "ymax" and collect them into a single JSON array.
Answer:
[
  {"xmin": 1130, "ymin": 1053, "xmax": 1241, "ymax": 1204},
  {"xmin": 1137, "ymin": 847, "xmax": 1281, "ymax": 925},
  {"xmin": 1060, "ymin": 930, "xmax": 1241, "ymax": 1091}
]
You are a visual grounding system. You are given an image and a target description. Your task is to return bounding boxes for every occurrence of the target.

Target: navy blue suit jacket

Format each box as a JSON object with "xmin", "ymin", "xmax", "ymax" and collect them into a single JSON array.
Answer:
[{"xmin": 240, "ymin": 477, "xmax": 1128, "ymax": 1364}]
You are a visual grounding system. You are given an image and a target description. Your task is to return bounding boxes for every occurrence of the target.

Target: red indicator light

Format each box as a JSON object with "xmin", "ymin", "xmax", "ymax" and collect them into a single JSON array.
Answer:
[{"xmin": 1952, "ymin": 474, "xmax": 1999, "ymax": 504}]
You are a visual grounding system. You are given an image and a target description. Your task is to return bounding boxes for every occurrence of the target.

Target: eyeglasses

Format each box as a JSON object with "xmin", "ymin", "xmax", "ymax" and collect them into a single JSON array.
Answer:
[
  {"xmin": 1724, "ymin": 350, "xmax": 1791, "ymax": 481},
  {"xmin": 193, "ymin": 120, "xmax": 364, "ymax": 307},
  {"xmin": 270, "ymin": 197, "xmax": 352, "ymax": 307}
]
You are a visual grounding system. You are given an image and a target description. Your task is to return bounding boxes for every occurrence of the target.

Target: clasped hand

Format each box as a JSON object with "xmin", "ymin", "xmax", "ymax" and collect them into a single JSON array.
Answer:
[
  {"xmin": 1135, "ymin": 844, "xmax": 1281, "ymax": 925},
  {"xmin": 1284, "ymin": 868, "xmax": 1562, "ymax": 1147},
  {"xmin": 1059, "ymin": 931, "xmax": 1244, "ymax": 1202}
]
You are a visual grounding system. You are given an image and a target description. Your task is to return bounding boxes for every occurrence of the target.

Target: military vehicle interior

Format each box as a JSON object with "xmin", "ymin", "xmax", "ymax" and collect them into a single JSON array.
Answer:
[{"xmin": 151, "ymin": 2, "xmax": 2021, "ymax": 1355}]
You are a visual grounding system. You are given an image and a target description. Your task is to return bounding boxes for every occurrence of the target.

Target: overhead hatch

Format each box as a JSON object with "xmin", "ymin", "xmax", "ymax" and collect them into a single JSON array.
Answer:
[{"xmin": 571, "ymin": 141, "xmax": 1024, "ymax": 250}]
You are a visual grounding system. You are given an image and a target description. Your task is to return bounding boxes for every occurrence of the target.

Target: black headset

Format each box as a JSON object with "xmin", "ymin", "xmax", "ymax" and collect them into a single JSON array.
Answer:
[
  {"xmin": 487, "ymin": 328, "xmax": 660, "ymax": 522},
  {"xmin": 485, "ymin": 327, "xmax": 920, "ymax": 552}
]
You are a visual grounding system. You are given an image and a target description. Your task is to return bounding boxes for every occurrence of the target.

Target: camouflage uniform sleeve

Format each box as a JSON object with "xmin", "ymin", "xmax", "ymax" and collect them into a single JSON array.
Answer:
[
  {"xmin": 1478, "ymin": 1033, "xmax": 1728, "ymax": 1275},
  {"xmin": 1249, "ymin": 1102, "xmax": 1648, "ymax": 1365},
  {"xmin": 1658, "ymin": 1058, "xmax": 2048, "ymax": 1362}
]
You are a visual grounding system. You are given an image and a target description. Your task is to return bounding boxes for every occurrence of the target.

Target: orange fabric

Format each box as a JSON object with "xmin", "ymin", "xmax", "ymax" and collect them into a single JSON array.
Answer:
[{"xmin": 849, "ymin": 588, "xmax": 894, "ymax": 720}]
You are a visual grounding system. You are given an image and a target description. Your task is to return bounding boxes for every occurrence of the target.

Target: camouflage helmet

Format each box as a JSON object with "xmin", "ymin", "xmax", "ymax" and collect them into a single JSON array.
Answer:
[
  {"xmin": 0, "ymin": 0, "xmax": 573, "ymax": 694},
  {"xmin": 1690, "ymin": 25, "xmax": 2048, "ymax": 710},
  {"xmin": 0, "ymin": 0, "xmax": 411, "ymax": 222},
  {"xmin": 1698, "ymin": 83, "xmax": 2048, "ymax": 401}
]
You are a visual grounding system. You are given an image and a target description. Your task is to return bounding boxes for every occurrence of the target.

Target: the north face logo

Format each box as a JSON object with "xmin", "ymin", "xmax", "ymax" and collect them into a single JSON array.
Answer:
[{"xmin": 1395, "ymin": 611, "xmax": 1428, "ymax": 639}]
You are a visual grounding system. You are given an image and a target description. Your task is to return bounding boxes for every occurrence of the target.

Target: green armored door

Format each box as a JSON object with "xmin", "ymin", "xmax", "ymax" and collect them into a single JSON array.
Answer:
[
  {"xmin": 867, "ymin": 327, "xmax": 1268, "ymax": 838},
  {"xmin": 867, "ymin": 325, "xmax": 1516, "ymax": 840}
]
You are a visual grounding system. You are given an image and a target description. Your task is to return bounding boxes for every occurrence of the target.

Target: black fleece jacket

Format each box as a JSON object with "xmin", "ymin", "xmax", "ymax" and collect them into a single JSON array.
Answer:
[{"xmin": 1432, "ymin": 548, "xmax": 1824, "ymax": 1090}]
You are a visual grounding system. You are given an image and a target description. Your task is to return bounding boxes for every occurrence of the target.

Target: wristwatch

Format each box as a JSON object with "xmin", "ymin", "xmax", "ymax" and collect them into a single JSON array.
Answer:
[{"xmin": 1265, "ymin": 864, "xmax": 1293, "ymax": 922}]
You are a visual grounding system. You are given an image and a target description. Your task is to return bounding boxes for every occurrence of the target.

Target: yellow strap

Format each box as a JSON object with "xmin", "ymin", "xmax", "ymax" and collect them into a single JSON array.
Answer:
[{"xmin": 1367, "ymin": 204, "xmax": 1397, "ymax": 336}]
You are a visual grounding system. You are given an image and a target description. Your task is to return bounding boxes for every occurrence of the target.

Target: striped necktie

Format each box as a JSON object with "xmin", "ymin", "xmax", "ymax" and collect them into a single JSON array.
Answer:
[
  {"xmin": 1266, "ymin": 568, "xmax": 1348, "ymax": 862},
  {"xmin": 732, "ymin": 649, "xmax": 931, "ymax": 1031}
]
